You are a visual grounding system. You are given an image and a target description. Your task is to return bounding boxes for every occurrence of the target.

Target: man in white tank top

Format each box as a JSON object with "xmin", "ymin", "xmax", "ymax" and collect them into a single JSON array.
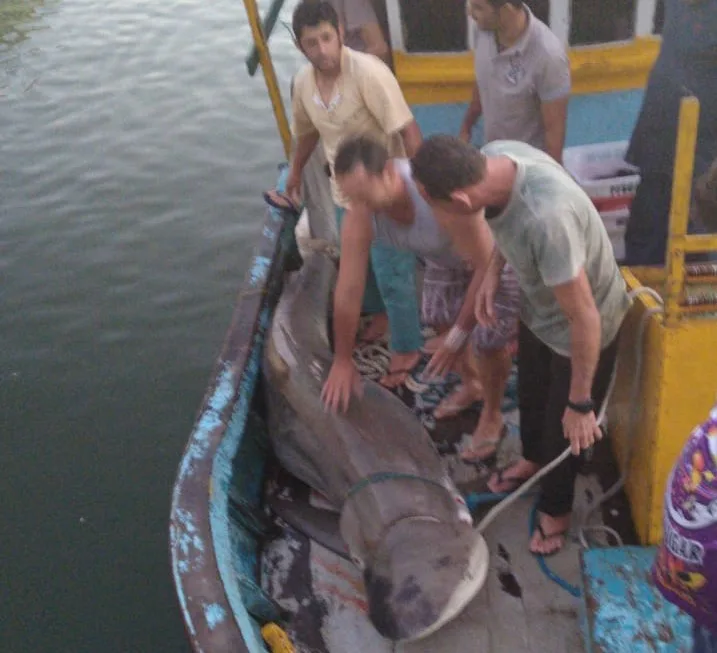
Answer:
[{"xmin": 321, "ymin": 135, "xmax": 520, "ymax": 468}]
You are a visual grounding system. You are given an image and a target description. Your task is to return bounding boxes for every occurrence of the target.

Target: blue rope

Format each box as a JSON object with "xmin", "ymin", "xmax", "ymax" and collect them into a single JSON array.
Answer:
[{"xmin": 529, "ymin": 500, "xmax": 581, "ymax": 598}]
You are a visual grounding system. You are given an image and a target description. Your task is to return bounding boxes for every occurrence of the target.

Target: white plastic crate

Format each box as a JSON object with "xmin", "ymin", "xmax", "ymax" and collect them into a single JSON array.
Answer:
[
  {"xmin": 563, "ymin": 141, "xmax": 641, "ymax": 214},
  {"xmin": 601, "ymin": 207, "xmax": 628, "ymax": 262}
]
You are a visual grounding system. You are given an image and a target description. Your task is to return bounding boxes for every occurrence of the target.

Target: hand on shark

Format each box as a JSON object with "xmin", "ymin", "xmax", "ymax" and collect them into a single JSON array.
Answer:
[{"xmin": 321, "ymin": 357, "xmax": 364, "ymax": 413}]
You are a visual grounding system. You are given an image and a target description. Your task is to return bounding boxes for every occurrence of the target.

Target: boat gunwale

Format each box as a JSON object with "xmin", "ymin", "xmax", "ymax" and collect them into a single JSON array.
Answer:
[{"xmin": 169, "ymin": 189, "xmax": 295, "ymax": 652}]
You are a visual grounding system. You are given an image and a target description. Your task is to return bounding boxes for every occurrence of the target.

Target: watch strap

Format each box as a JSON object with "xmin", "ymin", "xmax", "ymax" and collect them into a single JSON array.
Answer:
[{"xmin": 567, "ymin": 398, "xmax": 594, "ymax": 414}]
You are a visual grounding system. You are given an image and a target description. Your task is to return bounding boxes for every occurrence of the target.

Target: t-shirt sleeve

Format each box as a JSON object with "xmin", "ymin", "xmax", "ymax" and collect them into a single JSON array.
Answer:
[
  {"xmin": 536, "ymin": 40, "xmax": 571, "ymax": 103},
  {"xmin": 532, "ymin": 210, "xmax": 586, "ymax": 287},
  {"xmin": 343, "ymin": 0, "xmax": 379, "ymax": 32},
  {"xmin": 357, "ymin": 58, "xmax": 414, "ymax": 135},
  {"xmin": 290, "ymin": 80, "xmax": 317, "ymax": 138}
]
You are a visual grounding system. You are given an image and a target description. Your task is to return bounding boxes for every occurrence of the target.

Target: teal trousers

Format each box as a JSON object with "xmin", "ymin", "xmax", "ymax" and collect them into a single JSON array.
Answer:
[{"xmin": 335, "ymin": 206, "xmax": 423, "ymax": 353}]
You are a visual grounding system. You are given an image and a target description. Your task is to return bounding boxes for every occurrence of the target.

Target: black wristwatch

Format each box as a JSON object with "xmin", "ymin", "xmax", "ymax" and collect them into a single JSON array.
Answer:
[{"xmin": 567, "ymin": 398, "xmax": 595, "ymax": 414}]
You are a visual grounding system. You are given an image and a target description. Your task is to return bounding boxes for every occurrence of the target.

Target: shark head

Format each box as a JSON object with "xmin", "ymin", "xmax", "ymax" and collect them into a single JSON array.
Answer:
[{"xmin": 363, "ymin": 517, "xmax": 489, "ymax": 642}]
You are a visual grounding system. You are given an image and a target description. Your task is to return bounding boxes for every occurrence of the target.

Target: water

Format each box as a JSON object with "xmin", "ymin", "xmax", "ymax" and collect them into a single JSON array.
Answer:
[{"xmin": 0, "ymin": 1, "xmax": 301, "ymax": 650}]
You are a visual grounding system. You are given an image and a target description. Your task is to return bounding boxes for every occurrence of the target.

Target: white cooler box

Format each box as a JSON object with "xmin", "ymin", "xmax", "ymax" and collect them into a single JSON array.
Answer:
[{"xmin": 563, "ymin": 141, "xmax": 641, "ymax": 262}]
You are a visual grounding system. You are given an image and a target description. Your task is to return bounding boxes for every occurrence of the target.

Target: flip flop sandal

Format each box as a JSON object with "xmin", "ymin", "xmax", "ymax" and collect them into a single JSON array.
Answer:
[
  {"xmin": 459, "ymin": 425, "xmax": 508, "ymax": 467},
  {"xmin": 489, "ymin": 461, "xmax": 534, "ymax": 495},
  {"xmin": 531, "ymin": 522, "xmax": 569, "ymax": 558},
  {"xmin": 263, "ymin": 190, "xmax": 303, "ymax": 216},
  {"xmin": 433, "ymin": 385, "xmax": 483, "ymax": 419}
]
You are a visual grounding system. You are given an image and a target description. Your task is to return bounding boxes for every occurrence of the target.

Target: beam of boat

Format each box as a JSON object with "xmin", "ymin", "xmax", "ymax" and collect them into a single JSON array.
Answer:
[{"xmin": 170, "ymin": 1, "xmax": 717, "ymax": 651}]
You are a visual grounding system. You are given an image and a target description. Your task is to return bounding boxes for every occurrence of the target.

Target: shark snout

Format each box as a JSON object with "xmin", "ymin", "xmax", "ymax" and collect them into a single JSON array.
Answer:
[{"xmin": 363, "ymin": 519, "xmax": 489, "ymax": 642}]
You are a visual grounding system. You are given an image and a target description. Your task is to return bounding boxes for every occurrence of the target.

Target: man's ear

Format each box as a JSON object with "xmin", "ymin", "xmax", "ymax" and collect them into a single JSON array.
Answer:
[
  {"xmin": 338, "ymin": 24, "xmax": 345, "ymax": 41},
  {"xmin": 449, "ymin": 190, "xmax": 474, "ymax": 212}
]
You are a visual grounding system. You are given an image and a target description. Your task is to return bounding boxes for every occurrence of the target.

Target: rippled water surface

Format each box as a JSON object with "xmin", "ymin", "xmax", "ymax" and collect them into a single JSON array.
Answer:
[{"xmin": 1, "ymin": 1, "xmax": 300, "ymax": 650}]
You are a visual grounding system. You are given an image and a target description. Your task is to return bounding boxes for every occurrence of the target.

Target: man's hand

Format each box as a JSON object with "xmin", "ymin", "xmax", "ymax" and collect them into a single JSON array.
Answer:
[
  {"xmin": 425, "ymin": 340, "xmax": 463, "ymax": 380},
  {"xmin": 321, "ymin": 358, "xmax": 363, "ymax": 414},
  {"xmin": 285, "ymin": 168, "xmax": 302, "ymax": 207},
  {"xmin": 474, "ymin": 268, "xmax": 499, "ymax": 327},
  {"xmin": 562, "ymin": 408, "xmax": 602, "ymax": 455}
]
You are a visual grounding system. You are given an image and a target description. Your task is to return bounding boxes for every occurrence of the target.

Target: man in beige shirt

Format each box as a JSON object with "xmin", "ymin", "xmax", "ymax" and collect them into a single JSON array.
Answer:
[{"xmin": 265, "ymin": 1, "xmax": 424, "ymax": 388}]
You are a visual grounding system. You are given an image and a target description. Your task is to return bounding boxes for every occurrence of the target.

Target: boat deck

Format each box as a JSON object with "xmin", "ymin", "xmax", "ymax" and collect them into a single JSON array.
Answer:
[
  {"xmin": 260, "ymin": 343, "xmax": 637, "ymax": 653},
  {"xmin": 258, "ymin": 148, "xmax": 637, "ymax": 652}
]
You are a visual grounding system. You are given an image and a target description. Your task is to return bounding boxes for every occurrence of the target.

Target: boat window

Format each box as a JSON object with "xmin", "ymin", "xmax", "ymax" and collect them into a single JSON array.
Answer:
[
  {"xmin": 654, "ymin": 0, "xmax": 665, "ymax": 34},
  {"xmin": 569, "ymin": 0, "xmax": 637, "ymax": 45},
  {"xmin": 398, "ymin": 0, "xmax": 468, "ymax": 52}
]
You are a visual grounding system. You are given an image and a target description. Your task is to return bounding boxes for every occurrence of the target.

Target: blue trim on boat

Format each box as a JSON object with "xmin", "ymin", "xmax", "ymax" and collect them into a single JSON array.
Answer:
[
  {"xmin": 579, "ymin": 546, "xmax": 694, "ymax": 652},
  {"xmin": 411, "ymin": 89, "xmax": 645, "ymax": 147},
  {"xmin": 170, "ymin": 165, "xmax": 295, "ymax": 652}
]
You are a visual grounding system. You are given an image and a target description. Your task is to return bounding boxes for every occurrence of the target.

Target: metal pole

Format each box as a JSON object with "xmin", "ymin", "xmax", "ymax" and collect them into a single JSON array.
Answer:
[
  {"xmin": 664, "ymin": 96, "xmax": 699, "ymax": 325},
  {"xmin": 242, "ymin": 0, "xmax": 292, "ymax": 159}
]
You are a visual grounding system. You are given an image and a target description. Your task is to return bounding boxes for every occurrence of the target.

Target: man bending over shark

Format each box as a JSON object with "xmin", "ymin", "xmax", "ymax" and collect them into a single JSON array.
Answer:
[{"xmin": 321, "ymin": 134, "xmax": 520, "ymax": 466}]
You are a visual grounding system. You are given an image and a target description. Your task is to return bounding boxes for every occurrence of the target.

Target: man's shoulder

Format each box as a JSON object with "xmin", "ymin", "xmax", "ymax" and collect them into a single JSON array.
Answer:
[
  {"xmin": 345, "ymin": 47, "xmax": 394, "ymax": 77},
  {"xmin": 527, "ymin": 16, "xmax": 568, "ymax": 61}
]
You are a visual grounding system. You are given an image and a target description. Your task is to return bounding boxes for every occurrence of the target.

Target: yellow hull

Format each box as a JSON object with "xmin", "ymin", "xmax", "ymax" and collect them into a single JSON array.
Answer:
[{"xmin": 610, "ymin": 268, "xmax": 717, "ymax": 544}]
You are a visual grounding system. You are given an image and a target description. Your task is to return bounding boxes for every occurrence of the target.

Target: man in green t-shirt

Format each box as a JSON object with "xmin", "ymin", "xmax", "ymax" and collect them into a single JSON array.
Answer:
[{"xmin": 411, "ymin": 135, "xmax": 631, "ymax": 556}]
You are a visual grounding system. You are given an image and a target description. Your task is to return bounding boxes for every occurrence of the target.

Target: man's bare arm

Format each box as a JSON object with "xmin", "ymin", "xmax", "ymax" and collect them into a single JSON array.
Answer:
[
  {"xmin": 289, "ymin": 131, "xmax": 320, "ymax": 179},
  {"xmin": 541, "ymin": 96, "xmax": 568, "ymax": 164},
  {"xmin": 450, "ymin": 212, "xmax": 496, "ymax": 330},
  {"xmin": 332, "ymin": 206, "xmax": 373, "ymax": 362},
  {"xmin": 399, "ymin": 119, "xmax": 423, "ymax": 158},
  {"xmin": 460, "ymin": 82, "xmax": 483, "ymax": 139},
  {"xmin": 360, "ymin": 22, "xmax": 390, "ymax": 63},
  {"xmin": 552, "ymin": 269, "xmax": 601, "ymax": 402}
]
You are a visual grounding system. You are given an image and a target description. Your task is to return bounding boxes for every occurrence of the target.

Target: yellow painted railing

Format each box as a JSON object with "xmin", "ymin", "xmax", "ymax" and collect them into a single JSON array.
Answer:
[
  {"xmin": 242, "ymin": 0, "xmax": 292, "ymax": 158},
  {"xmin": 663, "ymin": 97, "xmax": 717, "ymax": 324}
]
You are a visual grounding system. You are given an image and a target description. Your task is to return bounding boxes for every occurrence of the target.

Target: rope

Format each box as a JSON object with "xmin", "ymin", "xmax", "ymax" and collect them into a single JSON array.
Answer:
[{"xmin": 345, "ymin": 471, "xmax": 451, "ymax": 503}]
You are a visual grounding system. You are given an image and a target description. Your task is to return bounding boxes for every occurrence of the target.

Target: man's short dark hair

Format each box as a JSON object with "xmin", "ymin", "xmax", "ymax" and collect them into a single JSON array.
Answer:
[
  {"xmin": 292, "ymin": 1, "xmax": 340, "ymax": 42},
  {"xmin": 334, "ymin": 134, "xmax": 389, "ymax": 177},
  {"xmin": 411, "ymin": 135, "xmax": 487, "ymax": 201}
]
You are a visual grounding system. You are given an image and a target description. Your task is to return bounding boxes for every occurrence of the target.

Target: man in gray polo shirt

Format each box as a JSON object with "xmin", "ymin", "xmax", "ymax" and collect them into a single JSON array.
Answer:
[
  {"xmin": 421, "ymin": 0, "xmax": 571, "ymax": 455},
  {"xmin": 460, "ymin": 0, "xmax": 570, "ymax": 163}
]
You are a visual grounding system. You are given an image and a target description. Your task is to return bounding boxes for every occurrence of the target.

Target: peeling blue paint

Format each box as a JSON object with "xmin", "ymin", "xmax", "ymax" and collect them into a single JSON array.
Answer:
[
  {"xmin": 249, "ymin": 256, "xmax": 271, "ymax": 287},
  {"xmin": 210, "ymin": 311, "xmax": 272, "ymax": 653},
  {"xmin": 177, "ymin": 364, "xmax": 235, "ymax": 483},
  {"xmin": 204, "ymin": 603, "xmax": 227, "ymax": 631}
]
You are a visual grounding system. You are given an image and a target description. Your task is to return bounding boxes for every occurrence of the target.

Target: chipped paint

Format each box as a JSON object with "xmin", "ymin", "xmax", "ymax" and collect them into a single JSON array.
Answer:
[
  {"xmin": 204, "ymin": 603, "xmax": 227, "ymax": 631},
  {"xmin": 169, "ymin": 161, "xmax": 295, "ymax": 652},
  {"xmin": 177, "ymin": 363, "xmax": 235, "ymax": 484},
  {"xmin": 249, "ymin": 256, "xmax": 271, "ymax": 287}
]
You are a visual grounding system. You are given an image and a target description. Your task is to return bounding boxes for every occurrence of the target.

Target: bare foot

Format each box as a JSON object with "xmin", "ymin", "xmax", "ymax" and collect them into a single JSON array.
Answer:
[
  {"xmin": 434, "ymin": 381, "xmax": 483, "ymax": 419},
  {"xmin": 460, "ymin": 416, "xmax": 506, "ymax": 463},
  {"xmin": 487, "ymin": 458, "xmax": 540, "ymax": 494},
  {"xmin": 380, "ymin": 350, "xmax": 422, "ymax": 389},
  {"xmin": 530, "ymin": 512, "xmax": 571, "ymax": 555},
  {"xmin": 359, "ymin": 313, "xmax": 388, "ymax": 342},
  {"xmin": 421, "ymin": 333, "xmax": 447, "ymax": 354}
]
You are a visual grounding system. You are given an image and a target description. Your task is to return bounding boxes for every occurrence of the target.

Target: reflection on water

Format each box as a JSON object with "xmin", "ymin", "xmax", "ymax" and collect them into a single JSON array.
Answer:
[
  {"xmin": 0, "ymin": 0, "xmax": 46, "ymax": 45},
  {"xmin": 0, "ymin": 0, "xmax": 301, "ymax": 650}
]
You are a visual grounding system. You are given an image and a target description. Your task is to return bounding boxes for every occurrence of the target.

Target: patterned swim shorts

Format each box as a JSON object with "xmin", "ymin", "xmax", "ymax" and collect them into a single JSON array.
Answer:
[{"xmin": 421, "ymin": 260, "xmax": 520, "ymax": 351}]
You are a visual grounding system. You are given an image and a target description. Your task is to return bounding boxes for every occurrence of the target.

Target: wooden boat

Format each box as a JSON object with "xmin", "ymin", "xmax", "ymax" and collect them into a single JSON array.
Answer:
[{"xmin": 170, "ymin": 1, "xmax": 717, "ymax": 651}]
